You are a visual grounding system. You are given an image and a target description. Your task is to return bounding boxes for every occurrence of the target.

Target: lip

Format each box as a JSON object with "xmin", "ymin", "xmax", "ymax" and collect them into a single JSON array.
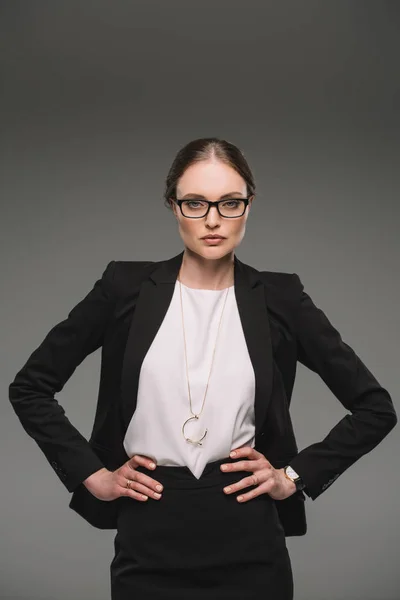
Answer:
[
  {"xmin": 201, "ymin": 236, "xmax": 225, "ymax": 240},
  {"xmin": 201, "ymin": 236, "xmax": 226, "ymax": 246}
]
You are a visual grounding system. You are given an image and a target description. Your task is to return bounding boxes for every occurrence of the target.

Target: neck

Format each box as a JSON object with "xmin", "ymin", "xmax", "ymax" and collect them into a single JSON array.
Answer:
[{"xmin": 178, "ymin": 248, "xmax": 235, "ymax": 290}]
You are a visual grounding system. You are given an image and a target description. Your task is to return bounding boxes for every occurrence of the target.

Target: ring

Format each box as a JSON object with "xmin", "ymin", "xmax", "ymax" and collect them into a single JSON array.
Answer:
[{"xmin": 126, "ymin": 479, "xmax": 132, "ymax": 489}]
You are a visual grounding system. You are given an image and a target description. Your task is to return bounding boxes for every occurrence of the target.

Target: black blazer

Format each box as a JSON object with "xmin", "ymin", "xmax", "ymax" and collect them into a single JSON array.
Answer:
[{"xmin": 9, "ymin": 251, "xmax": 397, "ymax": 536}]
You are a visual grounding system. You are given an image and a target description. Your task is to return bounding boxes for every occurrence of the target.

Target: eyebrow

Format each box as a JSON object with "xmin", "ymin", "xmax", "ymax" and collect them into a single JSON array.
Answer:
[{"xmin": 180, "ymin": 191, "xmax": 245, "ymax": 199}]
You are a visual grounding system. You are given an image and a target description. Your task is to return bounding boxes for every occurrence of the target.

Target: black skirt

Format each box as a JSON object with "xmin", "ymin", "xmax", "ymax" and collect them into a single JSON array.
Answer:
[{"xmin": 110, "ymin": 455, "xmax": 294, "ymax": 600}]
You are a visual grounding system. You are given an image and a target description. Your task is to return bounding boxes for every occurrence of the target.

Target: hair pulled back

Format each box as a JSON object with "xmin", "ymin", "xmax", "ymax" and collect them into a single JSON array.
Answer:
[{"xmin": 163, "ymin": 137, "xmax": 256, "ymax": 210}]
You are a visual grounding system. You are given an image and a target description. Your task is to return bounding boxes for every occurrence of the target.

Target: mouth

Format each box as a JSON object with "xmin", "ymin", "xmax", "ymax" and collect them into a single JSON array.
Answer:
[{"xmin": 201, "ymin": 236, "xmax": 226, "ymax": 244}]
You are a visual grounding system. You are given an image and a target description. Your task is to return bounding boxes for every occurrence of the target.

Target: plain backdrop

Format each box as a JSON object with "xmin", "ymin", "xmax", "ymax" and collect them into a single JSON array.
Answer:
[{"xmin": 1, "ymin": 2, "xmax": 399, "ymax": 599}]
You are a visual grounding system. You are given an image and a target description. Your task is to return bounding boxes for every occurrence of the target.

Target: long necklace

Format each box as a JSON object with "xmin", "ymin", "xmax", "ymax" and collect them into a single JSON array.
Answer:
[{"xmin": 178, "ymin": 275, "xmax": 231, "ymax": 446}]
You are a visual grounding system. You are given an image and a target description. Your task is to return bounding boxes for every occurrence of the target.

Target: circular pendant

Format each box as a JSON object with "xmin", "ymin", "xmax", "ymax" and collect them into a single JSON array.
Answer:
[{"xmin": 182, "ymin": 415, "xmax": 208, "ymax": 446}]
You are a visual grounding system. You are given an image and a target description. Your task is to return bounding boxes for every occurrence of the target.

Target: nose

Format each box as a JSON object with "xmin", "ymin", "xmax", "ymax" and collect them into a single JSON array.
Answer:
[{"xmin": 205, "ymin": 205, "xmax": 221, "ymax": 226}]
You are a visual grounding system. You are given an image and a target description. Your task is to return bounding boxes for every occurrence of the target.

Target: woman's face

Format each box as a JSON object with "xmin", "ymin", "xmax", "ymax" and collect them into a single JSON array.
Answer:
[{"xmin": 171, "ymin": 159, "xmax": 253, "ymax": 260}]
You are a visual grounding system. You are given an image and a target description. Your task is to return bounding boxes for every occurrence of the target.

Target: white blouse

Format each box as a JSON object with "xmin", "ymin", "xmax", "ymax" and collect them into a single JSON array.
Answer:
[{"xmin": 123, "ymin": 281, "xmax": 256, "ymax": 479}]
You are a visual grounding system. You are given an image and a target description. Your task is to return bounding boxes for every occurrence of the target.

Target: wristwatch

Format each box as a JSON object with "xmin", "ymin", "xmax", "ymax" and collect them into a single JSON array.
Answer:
[{"xmin": 283, "ymin": 465, "xmax": 306, "ymax": 491}]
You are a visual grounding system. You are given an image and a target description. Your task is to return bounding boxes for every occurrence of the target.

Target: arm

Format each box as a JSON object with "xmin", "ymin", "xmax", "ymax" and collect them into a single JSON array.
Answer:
[
  {"xmin": 8, "ymin": 261, "xmax": 117, "ymax": 493},
  {"xmin": 288, "ymin": 273, "xmax": 397, "ymax": 500}
]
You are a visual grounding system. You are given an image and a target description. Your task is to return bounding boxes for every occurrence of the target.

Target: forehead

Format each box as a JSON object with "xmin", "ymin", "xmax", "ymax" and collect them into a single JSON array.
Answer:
[{"xmin": 177, "ymin": 161, "xmax": 246, "ymax": 196}]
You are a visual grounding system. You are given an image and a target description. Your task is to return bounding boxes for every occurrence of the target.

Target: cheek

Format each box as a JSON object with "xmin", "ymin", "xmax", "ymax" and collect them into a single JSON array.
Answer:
[
  {"xmin": 230, "ymin": 221, "xmax": 246, "ymax": 236},
  {"xmin": 179, "ymin": 220, "xmax": 200, "ymax": 237}
]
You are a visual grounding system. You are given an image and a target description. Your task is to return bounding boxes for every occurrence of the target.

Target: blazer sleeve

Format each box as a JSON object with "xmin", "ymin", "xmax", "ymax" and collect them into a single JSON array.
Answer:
[
  {"xmin": 8, "ymin": 260, "xmax": 117, "ymax": 493},
  {"xmin": 288, "ymin": 273, "xmax": 397, "ymax": 501}
]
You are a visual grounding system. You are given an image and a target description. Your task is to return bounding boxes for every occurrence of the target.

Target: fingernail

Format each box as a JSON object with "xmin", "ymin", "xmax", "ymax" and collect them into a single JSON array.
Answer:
[
  {"xmin": 221, "ymin": 464, "xmax": 228, "ymax": 471},
  {"xmin": 230, "ymin": 451, "xmax": 236, "ymax": 457},
  {"xmin": 237, "ymin": 495, "xmax": 243, "ymax": 502},
  {"xmin": 224, "ymin": 486, "xmax": 232, "ymax": 493},
  {"xmin": 149, "ymin": 462, "xmax": 156, "ymax": 469},
  {"xmin": 156, "ymin": 485, "xmax": 163, "ymax": 491},
  {"xmin": 154, "ymin": 492, "xmax": 161, "ymax": 498}
]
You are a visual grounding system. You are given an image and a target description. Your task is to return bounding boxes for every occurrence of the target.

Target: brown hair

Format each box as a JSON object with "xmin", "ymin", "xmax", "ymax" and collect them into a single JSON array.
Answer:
[{"xmin": 163, "ymin": 137, "xmax": 256, "ymax": 210}]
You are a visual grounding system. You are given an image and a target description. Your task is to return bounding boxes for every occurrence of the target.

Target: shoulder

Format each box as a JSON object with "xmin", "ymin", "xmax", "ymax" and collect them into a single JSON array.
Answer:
[
  {"xmin": 259, "ymin": 270, "xmax": 303, "ymax": 298},
  {"xmin": 113, "ymin": 259, "xmax": 156, "ymax": 275},
  {"xmin": 105, "ymin": 259, "xmax": 156, "ymax": 296},
  {"xmin": 258, "ymin": 269, "xmax": 299, "ymax": 287},
  {"xmin": 236, "ymin": 258, "xmax": 304, "ymax": 320},
  {"xmin": 243, "ymin": 259, "xmax": 303, "ymax": 298},
  {"xmin": 258, "ymin": 270, "xmax": 303, "ymax": 317}
]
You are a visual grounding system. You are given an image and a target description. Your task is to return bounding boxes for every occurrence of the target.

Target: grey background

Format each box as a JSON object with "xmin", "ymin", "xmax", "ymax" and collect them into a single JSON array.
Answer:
[{"xmin": 1, "ymin": 1, "xmax": 399, "ymax": 599}]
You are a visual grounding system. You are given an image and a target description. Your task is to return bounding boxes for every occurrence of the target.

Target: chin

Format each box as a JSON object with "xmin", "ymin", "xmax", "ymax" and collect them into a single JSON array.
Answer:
[{"xmin": 192, "ymin": 244, "xmax": 235, "ymax": 260}]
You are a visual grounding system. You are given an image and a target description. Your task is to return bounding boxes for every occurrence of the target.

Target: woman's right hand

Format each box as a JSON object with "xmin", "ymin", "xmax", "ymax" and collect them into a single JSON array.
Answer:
[{"xmin": 82, "ymin": 455, "xmax": 164, "ymax": 502}]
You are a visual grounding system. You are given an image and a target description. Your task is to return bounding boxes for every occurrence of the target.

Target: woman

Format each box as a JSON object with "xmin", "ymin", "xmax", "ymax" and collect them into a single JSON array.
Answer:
[{"xmin": 9, "ymin": 137, "xmax": 397, "ymax": 600}]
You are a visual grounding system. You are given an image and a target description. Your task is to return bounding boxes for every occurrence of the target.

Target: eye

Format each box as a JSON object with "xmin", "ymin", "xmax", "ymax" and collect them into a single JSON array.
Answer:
[
  {"xmin": 221, "ymin": 200, "xmax": 241, "ymax": 207},
  {"xmin": 185, "ymin": 200, "xmax": 206, "ymax": 208}
]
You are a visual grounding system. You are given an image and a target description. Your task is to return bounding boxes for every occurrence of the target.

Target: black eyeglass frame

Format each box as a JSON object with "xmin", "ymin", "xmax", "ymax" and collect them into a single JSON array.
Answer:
[{"xmin": 171, "ymin": 197, "xmax": 251, "ymax": 219}]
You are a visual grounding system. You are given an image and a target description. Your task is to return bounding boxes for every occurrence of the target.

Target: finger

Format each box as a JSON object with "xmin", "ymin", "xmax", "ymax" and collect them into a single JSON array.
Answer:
[
  {"xmin": 223, "ymin": 474, "xmax": 261, "ymax": 495},
  {"xmin": 120, "ymin": 486, "xmax": 149, "ymax": 501},
  {"xmin": 230, "ymin": 446, "xmax": 264, "ymax": 460},
  {"xmin": 233, "ymin": 482, "xmax": 272, "ymax": 503},
  {"xmin": 221, "ymin": 459, "xmax": 259, "ymax": 472},
  {"xmin": 122, "ymin": 467, "xmax": 164, "ymax": 494},
  {"xmin": 117, "ymin": 472, "xmax": 163, "ymax": 500},
  {"xmin": 128, "ymin": 454, "xmax": 157, "ymax": 470}
]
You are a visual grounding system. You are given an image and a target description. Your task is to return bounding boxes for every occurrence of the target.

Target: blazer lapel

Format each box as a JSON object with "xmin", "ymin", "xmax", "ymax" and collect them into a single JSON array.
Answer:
[
  {"xmin": 120, "ymin": 251, "xmax": 274, "ymax": 438},
  {"xmin": 234, "ymin": 257, "xmax": 274, "ymax": 437}
]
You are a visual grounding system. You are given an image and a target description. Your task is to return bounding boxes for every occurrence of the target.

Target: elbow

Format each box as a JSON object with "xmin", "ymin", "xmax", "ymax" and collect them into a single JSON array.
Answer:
[
  {"xmin": 360, "ymin": 388, "xmax": 398, "ymax": 437},
  {"xmin": 8, "ymin": 381, "xmax": 24, "ymax": 415},
  {"xmin": 9, "ymin": 378, "xmax": 24, "ymax": 403},
  {"xmin": 9, "ymin": 380, "xmax": 19, "ymax": 404},
  {"xmin": 385, "ymin": 408, "xmax": 398, "ymax": 433},
  {"xmin": 383, "ymin": 391, "xmax": 398, "ymax": 432},
  {"xmin": 8, "ymin": 377, "xmax": 33, "ymax": 411},
  {"xmin": 377, "ymin": 402, "xmax": 398, "ymax": 438}
]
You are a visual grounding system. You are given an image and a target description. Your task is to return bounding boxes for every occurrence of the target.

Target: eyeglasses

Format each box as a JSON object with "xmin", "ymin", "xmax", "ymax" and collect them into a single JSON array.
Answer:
[{"xmin": 172, "ymin": 197, "xmax": 250, "ymax": 218}]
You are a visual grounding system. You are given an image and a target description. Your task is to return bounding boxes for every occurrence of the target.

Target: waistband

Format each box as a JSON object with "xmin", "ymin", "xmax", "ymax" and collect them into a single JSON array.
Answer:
[{"xmin": 134, "ymin": 455, "xmax": 245, "ymax": 489}]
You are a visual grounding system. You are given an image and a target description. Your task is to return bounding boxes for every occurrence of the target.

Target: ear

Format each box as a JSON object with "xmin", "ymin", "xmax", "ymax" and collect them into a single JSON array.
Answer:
[{"xmin": 169, "ymin": 198, "xmax": 177, "ymax": 216}]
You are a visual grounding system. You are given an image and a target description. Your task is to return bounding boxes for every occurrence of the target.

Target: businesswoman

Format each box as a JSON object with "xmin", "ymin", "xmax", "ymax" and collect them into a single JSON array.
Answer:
[{"xmin": 9, "ymin": 137, "xmax": 397, "ymax": 600}]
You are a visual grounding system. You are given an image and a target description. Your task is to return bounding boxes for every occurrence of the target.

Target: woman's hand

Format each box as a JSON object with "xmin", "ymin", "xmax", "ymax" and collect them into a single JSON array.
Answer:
[
  {"xmin": 82, "ymin": 455, "xmax": 164, "ymax": 502},
  {"xmin": 220, "ymin": 446, "xmax": 297, "ymax": 502}
]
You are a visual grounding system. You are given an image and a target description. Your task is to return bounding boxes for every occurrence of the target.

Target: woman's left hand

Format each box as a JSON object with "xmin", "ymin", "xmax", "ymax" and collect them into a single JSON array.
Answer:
[{"xmin": 220, "ymin": 446, "xmax": 297, "ymax": 502}]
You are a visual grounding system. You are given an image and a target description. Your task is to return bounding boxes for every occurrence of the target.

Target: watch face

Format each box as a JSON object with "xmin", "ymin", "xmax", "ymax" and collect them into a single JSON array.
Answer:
[{"xmin": 285, "ymin": 466, "xmax": 300, "ymax": 480}]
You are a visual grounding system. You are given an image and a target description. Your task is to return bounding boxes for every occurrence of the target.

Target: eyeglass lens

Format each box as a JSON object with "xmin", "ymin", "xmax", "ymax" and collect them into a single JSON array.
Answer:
[{"xmin": 181, "ymin": 199, "xmax": 245, "ymax": 217}]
